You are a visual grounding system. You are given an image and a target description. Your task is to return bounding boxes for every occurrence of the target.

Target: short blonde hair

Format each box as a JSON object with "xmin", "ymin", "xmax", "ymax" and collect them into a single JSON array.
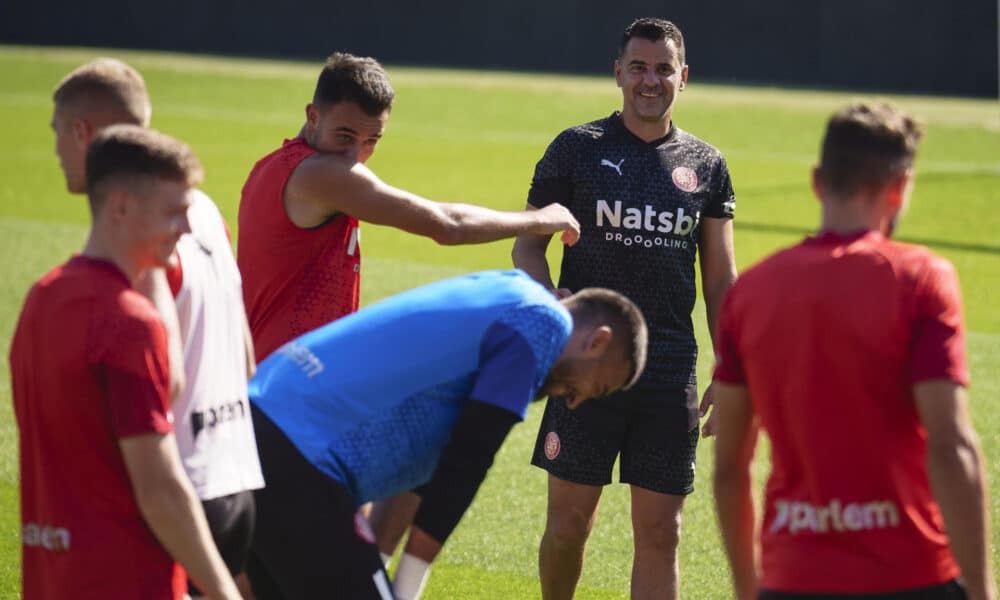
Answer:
[{"xmin": 53, "ymin": 58, "xmax": 151, "ymax": 127}]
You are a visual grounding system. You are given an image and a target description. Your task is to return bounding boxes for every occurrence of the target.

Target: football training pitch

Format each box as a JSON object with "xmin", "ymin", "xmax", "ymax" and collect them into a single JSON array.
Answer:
[{"xmin": 0, "ymin": 46, "xmax": 997, "ymax": 597}]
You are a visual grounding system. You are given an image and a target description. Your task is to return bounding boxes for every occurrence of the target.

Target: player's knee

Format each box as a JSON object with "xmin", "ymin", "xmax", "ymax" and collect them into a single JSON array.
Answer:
[
  {"xmin": 544, "ymin": 507, "xmax": 594, "ymax": 548},
  {"xmin": 633, "ymin": 510, "xmax": 681, "ymax": 552}
]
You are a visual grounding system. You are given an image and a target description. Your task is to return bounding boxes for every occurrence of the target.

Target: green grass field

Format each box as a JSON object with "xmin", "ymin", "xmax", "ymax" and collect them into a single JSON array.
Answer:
[{"xmin": 0, "ymin": 46, "xmax": 997, "ymax": 598}]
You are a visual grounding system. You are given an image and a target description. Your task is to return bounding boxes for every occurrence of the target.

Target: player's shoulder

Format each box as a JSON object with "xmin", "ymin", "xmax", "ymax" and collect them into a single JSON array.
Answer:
[
  {"xmin": 876, "ymin": 238, "xmax": 957, "ymax": 284},
  {"xmin": 552, "ymin": 114, "xmax": 619, "ymax": 146},
  {"xmin": 671, "ymin": 126, "xmax": 727, "ymax": 162},
  {"xmin": 727, "ymin": 241, "xmax": 807, "ymax": 299}
]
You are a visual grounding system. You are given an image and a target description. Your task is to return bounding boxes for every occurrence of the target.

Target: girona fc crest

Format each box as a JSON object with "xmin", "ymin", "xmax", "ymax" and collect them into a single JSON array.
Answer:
[
  {"xmin": 354, "ymin": 510, "xmax": 376, "ymax": 544},
  {"xmin": 544, "ymin": 431, "xmax": 561, "ymax": 460},
  {"xmin": 671, "ymin": 167, "xmax": 698, "ymax": 193}
]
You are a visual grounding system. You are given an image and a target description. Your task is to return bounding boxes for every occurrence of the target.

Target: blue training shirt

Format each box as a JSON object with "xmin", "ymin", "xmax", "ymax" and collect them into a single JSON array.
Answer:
[{"xmin": 249, "ymin": 270, "xmax": 573, "ymax": 505}]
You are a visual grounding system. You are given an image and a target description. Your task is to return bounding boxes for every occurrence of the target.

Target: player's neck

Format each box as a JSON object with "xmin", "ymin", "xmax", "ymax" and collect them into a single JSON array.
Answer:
[
  {"xmin": 81, "ymin": 232, "xmax": 143, "ymax": 283},
  {"xmin": 621, "ymin": 111, "xmax": 672, "ymax": 142},
  {"xmin": 819, "ymin": 197, "xmax": 889, "ymax": 236}
]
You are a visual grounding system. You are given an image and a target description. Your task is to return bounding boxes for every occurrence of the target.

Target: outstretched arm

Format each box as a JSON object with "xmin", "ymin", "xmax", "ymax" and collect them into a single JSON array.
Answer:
[
  {"xmin": 915, "ymin": 381, "xmax": 995, "ymax": 600},
  {"xmin": 285, "ymin": 154, "xmax": 580, "ymax": 246}
]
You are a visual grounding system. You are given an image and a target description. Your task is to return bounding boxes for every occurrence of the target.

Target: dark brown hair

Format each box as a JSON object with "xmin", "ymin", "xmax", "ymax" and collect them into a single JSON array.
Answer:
[
  {"xmin": 86, "ymin": 124, "xmax": 202, "ymax": 211},
  {"xmin": 620, "ymin": 17, "xmax": 686, "ymax": 66},
  {"xmin": 565, "ymin": 288, "xmax": 648, "ymax": 390},
  {"xmin": 313, "ymin": 52, "xmax": 395, "ymax": 115}
]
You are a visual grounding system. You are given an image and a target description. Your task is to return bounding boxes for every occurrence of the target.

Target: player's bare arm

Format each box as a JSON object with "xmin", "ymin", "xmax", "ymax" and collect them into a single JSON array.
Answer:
[
  {"xmin": 120, "ymin": 432, "xmax": 242, "ymax": 600},
  {"xmin": 914, "ymin": 381, "xmax": 996, "ymax": 600},
  {"xmin": 134, "ymin": 267, "xmax": 185, "ymax": 401},
  {"xmin": 711, "ymin": 382, "xmax": 759, "ymax": 600},
  {"xmin": 285, "ymin": 153, "xmax": 580, "ymax": 245},
  {"xmin": 512, "ymin": 203, "xmax": 573, "ymax": 298},
  {"xmin": 698, "ymin": 217, "xmax": 737, "ymax": 436}
]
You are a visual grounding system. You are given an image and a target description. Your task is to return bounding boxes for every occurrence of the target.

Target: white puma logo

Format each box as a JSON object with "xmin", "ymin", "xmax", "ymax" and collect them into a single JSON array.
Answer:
[{"xmin": 600, "ymin": 158, "xmax": 624, "ymax": 176}]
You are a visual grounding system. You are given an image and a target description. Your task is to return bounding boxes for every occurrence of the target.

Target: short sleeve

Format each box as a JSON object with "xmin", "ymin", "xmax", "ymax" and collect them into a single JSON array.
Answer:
[
  {"xmin": 704, "ymin": 155, "xmax": 736, "ymax": 220},
  {"xmin": 470, "ymin": 322, "xmax": 541, "ymax": 419},
  {"xmin": 96, "ymin": 302, "xmax": 173, "ymax": 438},
  {"xmin": 909, "ymin": 257, "xmax": 968, "ymax": 386},
  {"xmin": 526, "ymin": 131, "xmax": 575, "ymax": 209},
  {"xmin": 712, "ymin": 286, "xmax": 746, "ymax": 385}
]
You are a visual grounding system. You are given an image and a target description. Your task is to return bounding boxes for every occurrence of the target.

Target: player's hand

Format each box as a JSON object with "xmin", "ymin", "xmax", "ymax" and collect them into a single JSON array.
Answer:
[
  {"xmin": 532, "ymin": 203, "xmax": 580, "ymax": 246},
  {"xmin": 700, "ymin": 382, "xmax": 717, "ymax": 437},
  {"xmin": 551, "ymin": 288, "xmax": 573, "ymax": 299}
]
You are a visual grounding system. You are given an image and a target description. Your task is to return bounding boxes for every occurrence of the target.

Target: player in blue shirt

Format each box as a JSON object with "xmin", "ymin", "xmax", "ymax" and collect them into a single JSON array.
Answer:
[{"xmin": 244, "ymin": 270, "xmax": 647, "ymax": 600}]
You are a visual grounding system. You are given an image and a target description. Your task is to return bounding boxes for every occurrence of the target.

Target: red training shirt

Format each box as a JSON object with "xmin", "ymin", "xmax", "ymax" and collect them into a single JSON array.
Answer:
[
  {"xmin": 714, "ymin": 230, "xmax": 966, "ymax": 593},
  {"xmin": 237, "ymin": 138, "xmax": 361, "ymax": 362},
  {"xmin": 10, "ymin": 256, "xmax": 185, "ymax": 600}
]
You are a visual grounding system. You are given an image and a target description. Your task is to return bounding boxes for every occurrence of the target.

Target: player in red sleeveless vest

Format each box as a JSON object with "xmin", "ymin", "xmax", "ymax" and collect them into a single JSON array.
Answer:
[
  {"xmin": 711, "ymin": 102, "xmax": 995, "ymax": 600},
  {"xmin": 238, "ymin": 52, "xmax": 583, "ymax": 362}
]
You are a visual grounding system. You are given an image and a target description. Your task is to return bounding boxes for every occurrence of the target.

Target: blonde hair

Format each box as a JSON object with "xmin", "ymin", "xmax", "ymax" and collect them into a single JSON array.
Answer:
[{"xmin": 53, "ymin": 58, "xmax": 151, "ymax": 127}]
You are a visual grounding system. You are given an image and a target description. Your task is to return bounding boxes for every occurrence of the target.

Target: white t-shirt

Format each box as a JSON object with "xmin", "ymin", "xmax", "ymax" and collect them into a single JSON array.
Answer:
[{"xmin": 171, "ymin": 190, "xmax": 264, "ymax": 500}]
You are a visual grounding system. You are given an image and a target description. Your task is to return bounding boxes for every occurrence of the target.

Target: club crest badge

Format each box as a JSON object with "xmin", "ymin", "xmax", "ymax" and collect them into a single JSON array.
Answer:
[
  {"xmin": 354, "ymin": 511, "xmax": 376, "ymax": 544},
  {"xmin": 544, "ymin": 431, "xmax": 561, "ymax": 460},
  {"xmin": 671, "ymin": 167, "xmax": 698, "ymax": 193}
]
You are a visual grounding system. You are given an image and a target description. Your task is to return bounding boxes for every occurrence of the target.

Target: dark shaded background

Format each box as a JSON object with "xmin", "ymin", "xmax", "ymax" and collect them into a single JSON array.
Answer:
[{"xmin": 2, "ymin": 0, "xmax": 997, "ymax": 97}]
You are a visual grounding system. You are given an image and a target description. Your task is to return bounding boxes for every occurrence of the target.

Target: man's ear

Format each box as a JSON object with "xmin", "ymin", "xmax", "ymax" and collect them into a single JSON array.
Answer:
[
  {"xmin": 884, "ymin": 169, "xmax": 913, "ymax": 208},
  {"xmin": 811, "ymin": 166, "xmax": 824, "ymax": 203},
  {"xmin": 305, "ymin": 103, "xmax": 319, "ymax": 127},
  {"xmin": 584, "ymin": 325, "xmax": 613, "ymax": 357},
  {"xmin": 72, "ymin": 118, "xmax": 93, "ymax": 148}
]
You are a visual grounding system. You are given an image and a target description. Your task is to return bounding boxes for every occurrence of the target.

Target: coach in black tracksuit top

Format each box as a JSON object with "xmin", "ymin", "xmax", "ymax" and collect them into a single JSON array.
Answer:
[{"xmin": 512, "ymin": 17, "xmax": 737, "ymax": 600}]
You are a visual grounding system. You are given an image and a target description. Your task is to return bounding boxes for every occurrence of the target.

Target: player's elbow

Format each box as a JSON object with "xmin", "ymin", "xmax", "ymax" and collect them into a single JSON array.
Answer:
[
  {"xmin": 926, "ymin": 429, "xmax": 984, "ymax": 478},
  {"xmin": 133, "ymin": 474, "xmax": 191, "ymax": 528},
  {"xmin": 430, "ymin": 221, "xmax": 465, "ymax": 246}
]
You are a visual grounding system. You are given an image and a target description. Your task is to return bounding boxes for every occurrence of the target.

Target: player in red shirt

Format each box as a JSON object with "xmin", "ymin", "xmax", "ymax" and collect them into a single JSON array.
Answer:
[
  {"xmin": 711, "ymin": 102, "xmax": 995, "ymax": 599},
  {"xmin": 10, "ymin": 126, "xmax": 240, "ymax": 600},
  {"xmin": 237, "ymin": 52, "xmax": 582, "ymax": 362}
]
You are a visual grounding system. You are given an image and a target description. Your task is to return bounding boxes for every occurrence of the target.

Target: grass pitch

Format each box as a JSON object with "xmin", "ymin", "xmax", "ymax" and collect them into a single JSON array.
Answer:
[{"xmin": 0, "ymin": 46, "xmax": 997, "ymax": 598}]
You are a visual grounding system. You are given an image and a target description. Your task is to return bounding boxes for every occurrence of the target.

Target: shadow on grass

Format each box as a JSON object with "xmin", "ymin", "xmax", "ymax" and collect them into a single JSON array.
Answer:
[{"xmin": 737, "ymin": 221, "xmax": 1000, "ymax": 255}]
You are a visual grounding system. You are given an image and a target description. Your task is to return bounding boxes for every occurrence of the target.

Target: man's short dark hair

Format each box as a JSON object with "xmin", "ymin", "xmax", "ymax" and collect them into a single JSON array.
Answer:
[
  {"xmin": 620, "ymin": 17, "xmax": 686, "ymax": 66},
  {"xmin": 313, "ymin": 52, "xmax": 395, "ymax": 116},
  {"xmin": 565, "ymin": 288, "xmax": 648, "ymax": 390},
  {"xmin": 817, "ymin": 101, "xmax": 924, "ymax": 198},
  {"xmin": 86, "ymin": 124, "xmax": 203, "ymax": 212},
  {"xmin": 53, "ymin": 59, "xmax": 151, "ymax": 127}
]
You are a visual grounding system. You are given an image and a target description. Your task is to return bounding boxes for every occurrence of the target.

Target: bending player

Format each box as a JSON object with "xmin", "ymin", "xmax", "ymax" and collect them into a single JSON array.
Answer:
[
  {"xmin": 712, "ymin": 102, "xmax": 995, "ymax": 599},
  {"xmin": 245, "ymin": 270, "xmax": 647, "ymax": 599}
]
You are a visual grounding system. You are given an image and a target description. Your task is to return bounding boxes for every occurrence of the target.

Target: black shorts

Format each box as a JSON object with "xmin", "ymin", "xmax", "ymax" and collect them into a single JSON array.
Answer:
[
  {"xmin": 531, "ymin": 385, "xmax": 699, "ymax": 495},
  {"xmin": 758, "ymin": 580, "xmax": 967, "ymax": 600},
  {"xmin": 188, "ymin": 489, "xmax": 256, "ymax": 595},
  {"xmin": 246, "ymin": 405, "xmax": 392, "ymax": 600}
]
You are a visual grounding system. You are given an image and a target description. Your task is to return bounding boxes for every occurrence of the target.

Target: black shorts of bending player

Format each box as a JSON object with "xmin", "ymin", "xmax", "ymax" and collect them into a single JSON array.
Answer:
[
  {"xmin": 246, "ymin": 405, "xmax": 392, "ymax": 600},
  {"xmin": 188, "ymin": 489, "xmax": 256, "ymax": 596},
  {"xmin": 532, "ymin": 385, "xmax": 700, "ymax": 495},
  {"xmin": 758, "ymin": 579, "xmax": 967, "ymax": 600}
]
